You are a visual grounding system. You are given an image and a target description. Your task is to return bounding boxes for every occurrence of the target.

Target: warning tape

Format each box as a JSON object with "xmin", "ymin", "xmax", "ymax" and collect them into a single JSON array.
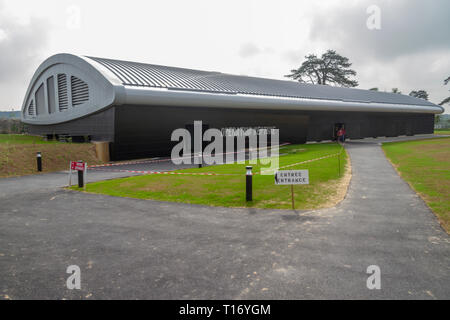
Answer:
[
  {"xmin": 90, "ymin": 149, "xmax": 345, "ymax": 177},
  {"xmin": 259, "ymin": 144, "xmax": 345, "ymax": 174},
  {"xmin": 89, "ymin": 167, "xmax": 241, "ymax": 176},
  {"xmin": 88, "ymin": 142, "xmax": 291, "ymax": 169},
  {"xmin": 259, "ymin": 153, "xmax": 341, "ymax": 175}
]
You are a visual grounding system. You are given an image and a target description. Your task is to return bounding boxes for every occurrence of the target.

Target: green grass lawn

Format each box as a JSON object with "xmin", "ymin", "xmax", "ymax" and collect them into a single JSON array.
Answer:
[
  {"xmin": 434, "ymin": 129, "xmax": 450, "ymax": 135},
  {"xmin": 0, "ymin": 134, "xmax": 60, "ymax": 144},
  {"xmin": 383, "ymin": 138, "xmax": 450, "ymax": 233},
  {"xmin": 75, "ymin": 143, "xmax": 349, "ymax": 210}
]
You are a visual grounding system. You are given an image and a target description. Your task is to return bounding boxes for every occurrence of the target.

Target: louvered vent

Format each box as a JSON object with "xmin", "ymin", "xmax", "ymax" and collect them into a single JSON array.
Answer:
[
  {"xmin": 71, "ymin": 76, "xmax": 89, "ymax": 106},
  {"xmin": 57, "ymin": 74, "xmax": 68, "ymax": 111},
  {"xmin": 28, "ymin": 100, "xmax": 35, "ymax": 116}
]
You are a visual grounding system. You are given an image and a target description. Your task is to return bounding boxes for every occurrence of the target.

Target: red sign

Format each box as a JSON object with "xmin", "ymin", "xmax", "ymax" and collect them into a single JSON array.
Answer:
[{"xmin": 70, "ymin": 161, "xmax": 85, "ymax": 171}]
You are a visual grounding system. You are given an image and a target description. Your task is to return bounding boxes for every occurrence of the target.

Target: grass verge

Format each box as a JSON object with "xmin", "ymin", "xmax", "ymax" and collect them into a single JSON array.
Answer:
[
  {"xmin": 383, "ymin": 137, "xmax": 450, "ymax": 233},
  {"xmin": 0, "ymin": 134, "xmax": 103, "ymax": 178},
  {"xmin": 73, "ymin": 143, "xmax": 351, "ymax": 210},
  {"xmin": 434, "ymin": 129, "xmax": 450, "ymax": 135}
]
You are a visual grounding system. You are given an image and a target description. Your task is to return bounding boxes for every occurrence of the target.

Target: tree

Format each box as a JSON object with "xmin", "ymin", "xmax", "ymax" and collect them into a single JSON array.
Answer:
[
  {"xmin": 285, "ymin": 50, "xmax": 358, "ymax": 87},
  {"xmin": 440, "ymin": 76, "xmax": 450, "ymax": 106},
  {"xmin": 391, "ymin": 88, "xmax": 402, "ymax": 94},
  {"xmin": 440, "ymin": 97, "xmax": 450, "ymax": 106},
  {"xmin": 369, "ymin": 87, "xmax": 379, "ymax": 91},
  {"xmin": 409, "ymin": 90, "xmax": 429, "ymax": 100},
  {"xmin": 435, "ymin": 114, "xmax": 441, "ymax": 125}
]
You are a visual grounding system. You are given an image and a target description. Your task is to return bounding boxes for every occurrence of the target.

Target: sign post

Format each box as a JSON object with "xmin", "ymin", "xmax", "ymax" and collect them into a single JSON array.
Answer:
[
  {"xmin": 275, "ymin": 170, "xmax": 309, "ymax": 210},
  {"xmin": 291, "ymin": 185, "xmax": 295, "ymax": 209},
  {"xmin": 69, "ymin": 161, "xmax": 86, "ymax": 188},
  {"xmin": 69, "ymin": 161, "xmax": 72, "ymax": 187},
  {"xmin": 84, "ymin": 163, "xmax": 87, "ymax": 190}
]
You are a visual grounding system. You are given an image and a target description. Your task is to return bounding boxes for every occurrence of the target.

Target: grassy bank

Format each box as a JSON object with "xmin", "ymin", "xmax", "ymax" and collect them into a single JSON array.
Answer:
[
  {"xmin": 0, "ymin": 134, "xmax": 103, "ymax": 178},
  {"xmin": 74, "ymin": 143, "xmax": 350, "ymax": 210},
  {"xmin": 0, "ymin": 134, "xmax": 61, "ymax": 144},
  {"xmin": 383, "ymin": 137, "xmax": 450, "ymax": 233}
]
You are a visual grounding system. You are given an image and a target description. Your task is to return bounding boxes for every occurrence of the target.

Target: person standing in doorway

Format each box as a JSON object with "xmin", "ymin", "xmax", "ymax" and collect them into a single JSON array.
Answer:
[
  {"xmin": 341, "ymin": 126, "xmax": 346, "ymax": 143},
  {"xmin": 337, "ymin": 127, "xmax": 344, "ymax": 143}
]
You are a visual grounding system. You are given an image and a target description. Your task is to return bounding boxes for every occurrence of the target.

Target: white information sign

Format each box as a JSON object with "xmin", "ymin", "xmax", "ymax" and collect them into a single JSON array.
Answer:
[{"xmin": 275, "ymin": 170, "xmax": 309, "ymax": 185}]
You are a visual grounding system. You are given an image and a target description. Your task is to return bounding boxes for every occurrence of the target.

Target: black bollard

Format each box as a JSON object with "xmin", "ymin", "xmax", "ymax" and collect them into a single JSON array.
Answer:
[
  {"xmin": 246, "ymin": 166, "xmax": 253, "ymax": 201},
  {"xmin": 198, "ymin": 152, "xmax": 203, "ymax": 168},
  {"xmin": 36, "ymin": 152, "xmax": 42, "ymax": 172}
]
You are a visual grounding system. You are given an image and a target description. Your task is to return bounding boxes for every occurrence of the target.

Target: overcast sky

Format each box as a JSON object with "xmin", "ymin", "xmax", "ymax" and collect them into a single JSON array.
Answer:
[{"xmin": 0, "ymin": 0, "xmax": 449, "ymax": 112}]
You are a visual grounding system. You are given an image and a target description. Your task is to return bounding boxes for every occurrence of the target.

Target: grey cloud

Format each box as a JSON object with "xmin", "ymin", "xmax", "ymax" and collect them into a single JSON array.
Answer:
[
  {"xmin": 282, "ymin": 50, "xmax": 306, "ymax": 65},
  {"xmin": 0, "ymin": 0, "xmax": 50, "ymax": 108},
  {"xmin": 304, "ymin": 0, "xmax": 450, "ymax": 111},
  {"xmin": 0, "ymin": 2, "xmax": 50, "ymax": 83},
  {"xmin": 309, "ymin": 0, "xmax": 450, "ymax": 61},
  {"xmin": 238, "ymin": 42, "xmax": 261, "ymax": 58},
  {"xmin": 238, "ymin": 42, "xmax": 276, "ymax": 59}
]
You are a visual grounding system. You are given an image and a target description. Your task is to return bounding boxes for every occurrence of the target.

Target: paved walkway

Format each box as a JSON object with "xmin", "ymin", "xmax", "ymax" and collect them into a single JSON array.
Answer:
[
  {"xmin": 0, "ymin": 170, "xmax": 142, "ymax": 199},
  {"xmin": 0, "ymin": 136, "xmax": 449, "ymax": 299}
]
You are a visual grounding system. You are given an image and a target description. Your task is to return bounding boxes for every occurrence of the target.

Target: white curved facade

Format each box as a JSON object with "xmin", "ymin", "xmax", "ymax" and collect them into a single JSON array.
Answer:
[
  {"xmin": 21, "ymin": 54, "xmax": 122, "ymax": 125},
  {"xmin": 21, "ymin": 54, "xmax": 444, "ymax": 126}
]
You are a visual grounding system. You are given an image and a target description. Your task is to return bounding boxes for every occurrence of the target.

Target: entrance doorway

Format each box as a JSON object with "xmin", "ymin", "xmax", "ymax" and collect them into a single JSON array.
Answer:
[{"xmin": 333, "ymin": 123, "xmax": 345, "ymax": 141}]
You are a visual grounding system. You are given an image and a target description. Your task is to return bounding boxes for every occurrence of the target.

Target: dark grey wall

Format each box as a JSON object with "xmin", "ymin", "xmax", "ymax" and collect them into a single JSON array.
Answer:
[
  {"xmin": 27, "ymin": 107, "xmax": 115, "ymax": 141},
  {"xmin": 112, "ymin": 105, "xmax": 309, "ymax": 160},
  {"xmin": 305, "ymin": 111, "xmax": 434, "ymax": 141},
  {"xmin": 112, "ymin": 105, "xmax": 434, "ymax": 160},
  {"xmin": 26, "ymin": 104, "xmax": 435, "ymax": 160}
]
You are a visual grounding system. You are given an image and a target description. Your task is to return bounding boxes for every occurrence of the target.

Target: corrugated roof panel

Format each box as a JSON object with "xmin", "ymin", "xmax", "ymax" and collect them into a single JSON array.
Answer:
[{"xmin": 85, "ymin": 56, "xmax": 436, "ymax": 107}]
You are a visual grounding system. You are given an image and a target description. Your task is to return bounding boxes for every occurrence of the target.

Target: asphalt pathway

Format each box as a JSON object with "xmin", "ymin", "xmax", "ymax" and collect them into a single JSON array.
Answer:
[{"xmin": 0, "ymin": 135, "xmax": 449, "ymax": 299}]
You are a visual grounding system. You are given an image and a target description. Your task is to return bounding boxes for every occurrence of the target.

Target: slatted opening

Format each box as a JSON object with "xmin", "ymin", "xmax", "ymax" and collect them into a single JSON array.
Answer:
[
  {"xmin": 47, "ymin": 76, "xmax": 56, "ymax": 114},
  {"xmin": 71, "ymin": 76, "xmax": 89, "ymax": 106},
  {"xmin": 27, "ymin": 100, "xmax": 35, "ymax": 116},
  {"xmin": 57, "ymin": 74, "xmax": 69, "ymax": 111},
  {"xmin": 35, "ymin": 83, "xmax": 45, "ymax": 115}
]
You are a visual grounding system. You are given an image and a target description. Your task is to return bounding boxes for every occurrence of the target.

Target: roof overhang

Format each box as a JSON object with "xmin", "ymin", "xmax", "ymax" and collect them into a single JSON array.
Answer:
[
  {"xmin": 21, "ymin": 53, "xmax": 444, "ymax": 126},
  {"xmin": 123, "ymin": 86, "xmax": 444, "ymax": 114}
]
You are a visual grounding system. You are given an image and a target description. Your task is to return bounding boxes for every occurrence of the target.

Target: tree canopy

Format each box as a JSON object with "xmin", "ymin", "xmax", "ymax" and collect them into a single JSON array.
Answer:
[
  {"xmin": 440, "ymin": 76, "xmax": 450, "ymax": 106},
  {"xmin": 285, "ymin": 50, "xmax": 358, "ymax": 87},
  {"xmin": 409, "ymin": 90, "xmax": 429, "ymax": 100}
]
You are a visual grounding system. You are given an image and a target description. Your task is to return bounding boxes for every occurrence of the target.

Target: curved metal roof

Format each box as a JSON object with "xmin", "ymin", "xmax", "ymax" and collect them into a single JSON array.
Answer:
[
  {"xmin": 86, "ymin": 56, "xmax": 438, "ymax": 107},
  {"xmin": 21, "ymin": 54, "xmax": 444, "ymax": 126}
]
